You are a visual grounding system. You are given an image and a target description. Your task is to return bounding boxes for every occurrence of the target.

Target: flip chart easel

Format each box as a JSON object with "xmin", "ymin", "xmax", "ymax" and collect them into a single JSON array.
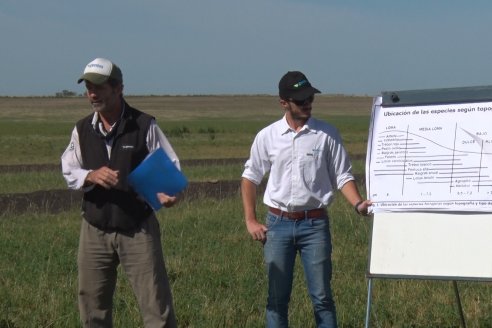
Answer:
[{"xmin": 365, "ymin": 86, "xmax": 492, "ymax": 328}]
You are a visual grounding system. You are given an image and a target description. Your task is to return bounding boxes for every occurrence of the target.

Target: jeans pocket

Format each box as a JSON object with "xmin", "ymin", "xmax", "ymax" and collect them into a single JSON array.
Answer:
[
  {"xmin": 308, "ymin": 217, "xmax": 330, "ymax": 234},
  {"xmin": 266, "ymin": 213, "xmax": 280, "ymax": 228}
]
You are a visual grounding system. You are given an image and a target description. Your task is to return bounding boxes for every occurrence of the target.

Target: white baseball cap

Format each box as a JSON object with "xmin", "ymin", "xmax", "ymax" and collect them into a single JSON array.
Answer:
[{"xmin": 77, "ymin": 58, "xmax": 123, "ymax": 85}]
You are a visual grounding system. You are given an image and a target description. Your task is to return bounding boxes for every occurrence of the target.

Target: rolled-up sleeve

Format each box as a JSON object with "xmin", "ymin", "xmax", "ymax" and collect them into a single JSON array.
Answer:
[
  {"xmin": 242, "ymin": 133, "xmax": 270, "ymax": 186},
  {"xmin": 329, "ymin": 133, "xmax": 355, "ymax": 190}
]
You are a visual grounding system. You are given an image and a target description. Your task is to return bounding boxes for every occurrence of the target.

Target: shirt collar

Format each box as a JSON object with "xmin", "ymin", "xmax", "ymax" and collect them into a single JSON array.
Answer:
[
  {"xmin": 279, "ymin": 115, "xmax": 317, "ymax": 135},
  {"xmin": 91, "ymin": 101, "xmax": 126, "ymax": 131}
]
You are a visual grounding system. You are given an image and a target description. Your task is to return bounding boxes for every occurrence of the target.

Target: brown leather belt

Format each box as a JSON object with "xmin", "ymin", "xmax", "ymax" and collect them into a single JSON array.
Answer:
[{"xmin": 268, "ymin": 207, "xmax": 327, "ymax": 220}]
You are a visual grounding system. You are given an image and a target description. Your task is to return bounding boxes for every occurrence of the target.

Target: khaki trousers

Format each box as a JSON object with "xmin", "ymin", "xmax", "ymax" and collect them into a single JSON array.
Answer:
[{"xmin": 77, "ymin": 216, "xmax": 177, "ymax": 328}]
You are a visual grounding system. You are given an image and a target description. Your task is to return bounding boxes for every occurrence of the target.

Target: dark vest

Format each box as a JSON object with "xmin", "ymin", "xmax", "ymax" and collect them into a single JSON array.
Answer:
[{"xmin": 76, "ymin": 102, "xmax": 154, "ymax": 231}]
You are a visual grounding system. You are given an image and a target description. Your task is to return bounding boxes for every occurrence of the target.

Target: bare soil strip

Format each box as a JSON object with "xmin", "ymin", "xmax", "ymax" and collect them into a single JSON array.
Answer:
[
  {"xmin": 0, "ymin": 174, "xmax": 365, "ymax": 216},
  {"xmin": 0, "ymin": 180, "xmax": 244, "ymax": 216}
]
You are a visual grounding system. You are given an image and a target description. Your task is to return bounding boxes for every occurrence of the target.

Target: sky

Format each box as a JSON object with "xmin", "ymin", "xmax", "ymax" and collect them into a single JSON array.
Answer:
[{"xmin": 1, "ymin": 0, "xmax": 492, "ymax": 97}]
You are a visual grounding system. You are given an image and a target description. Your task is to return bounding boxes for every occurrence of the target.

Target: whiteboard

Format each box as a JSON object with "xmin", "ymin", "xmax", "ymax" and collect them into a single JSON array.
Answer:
[
  {"xmin": 368, "ymin": 212, "xmax": 492, "ymax": 280},
  {"xmin": 366, "ymin": 87, "xmax": 492, "ymax": 281}
]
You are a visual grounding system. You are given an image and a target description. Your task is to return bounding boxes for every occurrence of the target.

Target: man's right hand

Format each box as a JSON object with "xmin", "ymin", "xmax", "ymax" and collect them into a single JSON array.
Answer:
[
  {"xmin": 241, "ymin": 178, "xmax": 267, "ymax": 243},
  {"xmin": 85, "ymin": 166, "xmax": 119, "ymax": 189},
  {"xmin": 246, "ymin": 219, "xmax": 268, "ymax": 244}
]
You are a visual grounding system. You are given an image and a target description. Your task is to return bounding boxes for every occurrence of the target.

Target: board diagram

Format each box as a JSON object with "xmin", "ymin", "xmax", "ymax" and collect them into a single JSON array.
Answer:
[{"xmin": 367, "ymin": 100, "xmax": 492, "ymax": 212}]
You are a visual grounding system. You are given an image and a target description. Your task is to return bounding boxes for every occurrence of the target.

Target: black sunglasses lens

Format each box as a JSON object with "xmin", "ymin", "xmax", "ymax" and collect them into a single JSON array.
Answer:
[{"xmin": 292, "ymin": 95, "xmax": 314, "ymax": 106}]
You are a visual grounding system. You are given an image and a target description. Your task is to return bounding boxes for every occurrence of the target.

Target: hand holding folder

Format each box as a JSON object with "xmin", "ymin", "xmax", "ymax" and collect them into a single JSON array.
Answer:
[{"xmin": 128, "ymin": 148, "xmax": 188, "ymax": 211}]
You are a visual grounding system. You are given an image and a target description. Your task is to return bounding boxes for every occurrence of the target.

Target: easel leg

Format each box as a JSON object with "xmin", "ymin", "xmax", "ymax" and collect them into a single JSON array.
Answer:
[
  {"xmin": 453, "ymin": 280, "xmax": 467, "ymax": 328},
  {"xmin": 365, "ymin": 278, "xmax": 373, "ymax": 328}
]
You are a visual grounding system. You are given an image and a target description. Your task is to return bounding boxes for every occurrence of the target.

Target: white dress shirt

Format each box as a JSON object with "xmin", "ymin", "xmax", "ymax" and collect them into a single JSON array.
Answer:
[
  {"xmin": 242, "ymin": 115, "xmax": 354, "ymax": 212},
  {"xmin": 61, "ymin": 111, "xmax": 180, "ymax": 190}
]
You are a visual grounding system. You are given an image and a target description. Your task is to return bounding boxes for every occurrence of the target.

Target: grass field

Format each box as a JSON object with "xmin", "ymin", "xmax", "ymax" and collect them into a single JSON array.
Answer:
[
  {"xmin": 0, "ymin": 95, "xmax": 372, "ymax": 165},
  {"xmin": 0, "ymin": 95, "xmax": 491, "ymax": 327}
]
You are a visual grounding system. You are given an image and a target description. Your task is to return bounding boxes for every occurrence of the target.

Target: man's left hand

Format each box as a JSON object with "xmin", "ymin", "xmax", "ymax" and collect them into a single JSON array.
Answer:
[{"xmin": 157, "ymin": 192, "xmax": 180, "ymax": 208}]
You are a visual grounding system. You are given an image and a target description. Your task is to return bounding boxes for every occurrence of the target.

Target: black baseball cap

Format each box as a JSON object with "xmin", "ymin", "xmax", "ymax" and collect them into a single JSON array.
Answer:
[{"xmin": 279, "ymin": 71, "xmax": 321, "ymax": 101}]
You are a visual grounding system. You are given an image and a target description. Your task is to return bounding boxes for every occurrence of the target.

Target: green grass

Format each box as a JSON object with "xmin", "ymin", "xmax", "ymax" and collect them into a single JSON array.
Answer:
[
  {"xmin": 1, "ymin": 196, "xmax": 491, "ymax": 327},
  {"xmin": 0, "ymin": 95, "xmax": 371, "ymax": 165},
  {"xmin": 0, "ymin": 171, "xmax": 66, "ymax": 193},
  {"xmin": 1, "ymin": 96, "xmax": 491, "ymax": 327},
  {"xmin": 0, "ymin": 117, "xmax": 368, "ymax": 164},
  {"xmin": 0, "ymin": 159, "xmax": 366, "ymax": 194}
]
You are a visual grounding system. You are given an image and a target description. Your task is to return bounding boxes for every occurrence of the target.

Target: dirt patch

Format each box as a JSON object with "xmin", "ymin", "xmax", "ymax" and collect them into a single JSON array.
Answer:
[
  {"xmin": 0, "ymin": 157, "xmax": 365, "ymax": 215},
  {"xmin": 0, "ymin": 180, "xmax": 246, "ymax": 216},
  {"xmin": 0, "ymin": 159, "xmax": 248, "ymax": 173},
  {"xmin": 0, "ymin": 174, "xmax": 365, "ymax": 216}
]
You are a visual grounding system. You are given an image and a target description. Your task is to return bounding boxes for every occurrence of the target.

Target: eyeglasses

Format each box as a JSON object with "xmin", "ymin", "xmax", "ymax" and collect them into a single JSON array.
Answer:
[{"xmin": 290, "ymin": 95, "xmax": 314, "ymax": 106}]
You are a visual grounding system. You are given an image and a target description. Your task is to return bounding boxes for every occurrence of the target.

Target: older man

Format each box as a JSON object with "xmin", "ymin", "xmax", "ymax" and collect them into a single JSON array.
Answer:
[{"xmin": 62, "ymin": 58, "xmax": 179, "ymax": 327}]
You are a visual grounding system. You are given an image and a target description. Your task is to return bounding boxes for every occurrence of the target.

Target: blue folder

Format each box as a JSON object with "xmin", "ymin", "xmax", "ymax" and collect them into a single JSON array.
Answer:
[{"xmin": 128, "ymin": 147, "xmax": 188, "ymax": 211}]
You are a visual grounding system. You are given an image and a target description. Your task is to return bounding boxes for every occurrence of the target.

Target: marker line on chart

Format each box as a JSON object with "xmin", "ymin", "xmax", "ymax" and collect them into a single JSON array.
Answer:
[
  {"xmin": 401, "ymin": 125, "xmax": 410, "ymax": 195},
  {"xmin": 450, "ymin": 123, "xmax": 457, "ymax": 193}
]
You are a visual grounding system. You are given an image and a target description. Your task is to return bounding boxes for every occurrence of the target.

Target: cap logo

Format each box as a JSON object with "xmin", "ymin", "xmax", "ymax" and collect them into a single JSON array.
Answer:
[
  {"xmin": 83, "ymin": 58, "xmax": 113, "ymax": 76},
  {"xmin": 293, "ymin": 80, "xmax": 308, "ymax": 88},
  {"xmin": 87, "ymin": 63, "xmax": 104, "ymax": 69}
]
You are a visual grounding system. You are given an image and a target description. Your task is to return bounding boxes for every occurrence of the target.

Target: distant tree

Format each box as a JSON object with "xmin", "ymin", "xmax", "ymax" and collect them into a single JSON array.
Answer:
[{"xmin": 55, "ymin": 90, "xmax": 77, "ymax": 97}]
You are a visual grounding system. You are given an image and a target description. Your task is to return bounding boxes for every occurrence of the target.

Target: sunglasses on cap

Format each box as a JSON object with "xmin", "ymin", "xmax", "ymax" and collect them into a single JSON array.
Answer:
[{"xmin": 290, "ymin": 95, "xmax": 314, "ymax": 106}]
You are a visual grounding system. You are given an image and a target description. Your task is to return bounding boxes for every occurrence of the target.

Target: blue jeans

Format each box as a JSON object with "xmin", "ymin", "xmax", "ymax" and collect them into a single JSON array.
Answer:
[{"xmin": 264, "ymin": 212, "xmax": 337, "ymax": 328}]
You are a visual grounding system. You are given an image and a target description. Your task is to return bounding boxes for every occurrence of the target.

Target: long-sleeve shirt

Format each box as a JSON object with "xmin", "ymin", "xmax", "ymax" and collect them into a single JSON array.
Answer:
[
  {"xmin": 61, "ymin": 111, "xmax": 180, "ymax": 190},
  {"xmin": 242, "ymin": 115, "xmax": 354, "ymax": 212}
]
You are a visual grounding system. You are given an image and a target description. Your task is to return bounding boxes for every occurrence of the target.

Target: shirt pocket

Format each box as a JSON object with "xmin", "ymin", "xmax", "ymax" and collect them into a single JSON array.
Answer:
[{"xmin": 299, "ymin": 147, "xmax": 325, "ymax": 183}]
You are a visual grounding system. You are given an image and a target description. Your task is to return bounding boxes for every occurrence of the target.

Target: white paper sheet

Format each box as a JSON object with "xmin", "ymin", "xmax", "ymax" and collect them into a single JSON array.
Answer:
[{"xmin": 366, "ymin": 97, "xmax": 492, "ymax": 212}]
